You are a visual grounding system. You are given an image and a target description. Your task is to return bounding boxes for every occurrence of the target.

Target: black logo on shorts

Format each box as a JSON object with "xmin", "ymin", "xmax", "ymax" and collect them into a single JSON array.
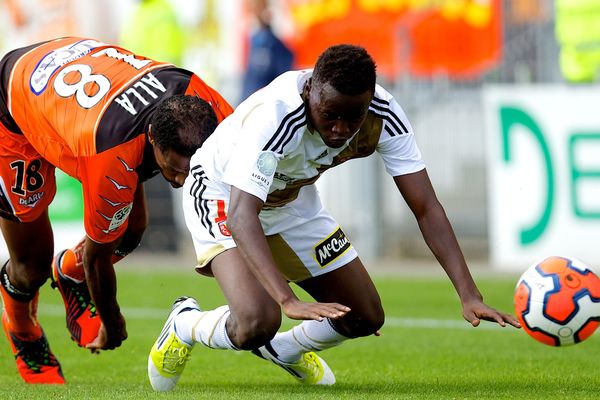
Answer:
[{"xmin": 314, "ymin": 227, "xmax": 351, "ymax": 268}]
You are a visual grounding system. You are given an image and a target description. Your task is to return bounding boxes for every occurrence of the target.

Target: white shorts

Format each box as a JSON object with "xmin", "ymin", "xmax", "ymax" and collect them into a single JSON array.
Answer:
[{"xmin": 182, "ymin": 171, "xmax": 358, "ymax": 282}]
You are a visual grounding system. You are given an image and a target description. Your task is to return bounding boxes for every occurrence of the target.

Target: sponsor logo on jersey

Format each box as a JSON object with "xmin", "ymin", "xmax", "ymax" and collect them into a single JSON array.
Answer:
[
  {"xmin": 108, "ymin": 202, "xmax": 133, "ymax": 231},
  {"xmin": 18, "ymin": 191, "xmax": 44, "ymax": 207},
  {"xmin": 30, "ymin": 39, "xmax": 105, "ymax": 95},
  {"xmin": 314, "ymin": 227, "xmax": 352, "ymax": 268},
  {"xmin": 274, "ymin": 172, "xmax": 296, "ymax": 184},
  {"xmin": 315, "ymin": 149, "xmax": 328, "ymax": 160}
]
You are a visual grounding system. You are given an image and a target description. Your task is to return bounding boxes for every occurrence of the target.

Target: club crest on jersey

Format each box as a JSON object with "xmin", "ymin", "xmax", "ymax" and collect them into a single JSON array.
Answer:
[
  {"xmin": 108, "ymin": 202, "xmax": 133, "ymax": 231},
  {"xmin": 313, "ymin": 227, "xmax": 352, "ymax": 268},
  {"xmin": 30, "ymin": 39, "xmax": 105, "ymax": 95},
  {"xmin": 214, "ymin": 199, "xmax": 231, "ymax": 236},
  {"xmin": 217, "ymin": 221, "xmax": 231, "ymax": 237}
]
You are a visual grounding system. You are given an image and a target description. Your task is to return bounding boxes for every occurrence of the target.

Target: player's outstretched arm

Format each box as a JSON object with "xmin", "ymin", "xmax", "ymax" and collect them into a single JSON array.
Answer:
[
  {"xmin": 393, "ymin": 170, "xmax": 520, "ymax": 329},
  {"xmin": 82, "ymin": 237, "xmax": 128, "ymax": 351},
  {"xmin": 227, "ymin": 187, "xmax": 350, "ymax": 321}
]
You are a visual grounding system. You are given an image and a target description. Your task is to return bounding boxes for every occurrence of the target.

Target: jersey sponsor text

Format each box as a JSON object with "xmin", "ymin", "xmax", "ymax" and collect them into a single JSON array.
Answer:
[
  {"xmin": 314, "ymin": 227, "xmax": 352, "ymax": 267},
  {"xmin": 30, "ymin": 39, "xmax": 105, "ymax": 94}
]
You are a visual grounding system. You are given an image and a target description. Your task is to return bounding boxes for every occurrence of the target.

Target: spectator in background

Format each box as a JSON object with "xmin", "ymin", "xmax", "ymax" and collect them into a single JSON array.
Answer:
[
  {"xmin": 555, "ymin": 0, "xmax": 600, "ymax": 82},
  {"xmin": 240, "ymin": 0, "xmax": 294, "ymax": 103}
]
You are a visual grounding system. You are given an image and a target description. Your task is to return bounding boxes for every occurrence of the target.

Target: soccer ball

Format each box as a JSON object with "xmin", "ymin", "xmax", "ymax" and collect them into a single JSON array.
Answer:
[{"xmin": 514, "ymin": 256, "xmax": 600, "ymax": 346}]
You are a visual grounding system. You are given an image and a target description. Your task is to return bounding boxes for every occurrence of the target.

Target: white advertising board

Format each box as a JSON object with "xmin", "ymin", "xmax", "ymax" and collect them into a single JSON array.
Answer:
[{"xmin": 485, "ymin": 86, "xmax": 600, "ymax": 271}]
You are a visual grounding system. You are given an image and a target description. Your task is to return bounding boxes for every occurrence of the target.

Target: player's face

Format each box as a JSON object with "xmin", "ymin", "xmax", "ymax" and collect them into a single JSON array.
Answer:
[
  {"xmin": 153, "ymin": 147, "xmax": 189, "ymax": 188},
  {"xmin": 306, "ymin": 81, "xmax": 373, "ymax": 148}
]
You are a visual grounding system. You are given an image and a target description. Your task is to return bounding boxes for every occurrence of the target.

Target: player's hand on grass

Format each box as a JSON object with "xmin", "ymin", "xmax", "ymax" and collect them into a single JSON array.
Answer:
[
  {"xmin": 281, "ymin": 298, "xmax": 350, "ymax": 321},
  {"xmin": 461, "ymin": 299, "xmax": 521, "ymax": 329},
  {"xmin": 86, "ymin": 314, "xmax": 128, "ymax": 353}
]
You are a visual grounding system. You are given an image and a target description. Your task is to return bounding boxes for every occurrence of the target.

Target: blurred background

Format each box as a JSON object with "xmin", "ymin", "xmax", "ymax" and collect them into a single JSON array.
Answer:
[{"xmin": 1, "ymin": 0, "xmax": 599, "ymax": 273}]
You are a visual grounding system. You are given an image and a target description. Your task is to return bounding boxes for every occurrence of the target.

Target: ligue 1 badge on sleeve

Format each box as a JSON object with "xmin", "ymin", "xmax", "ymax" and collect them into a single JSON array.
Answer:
[{"xmin": 256, "ymin": 152, "xmax": 277, "ymax": 176}]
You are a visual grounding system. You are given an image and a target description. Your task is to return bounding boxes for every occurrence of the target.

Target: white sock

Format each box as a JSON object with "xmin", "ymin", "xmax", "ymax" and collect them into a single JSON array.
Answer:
[
  {"xmin": 268, "ymin": 319, "xmax": 348, "ymax": 363},
  {"xmin": 173, "ymin": 309, "xmax": 201, "ymax": 345},
  {"xmin": 187, "ymin": 305, "xmax": 238, "ymax": 350}
]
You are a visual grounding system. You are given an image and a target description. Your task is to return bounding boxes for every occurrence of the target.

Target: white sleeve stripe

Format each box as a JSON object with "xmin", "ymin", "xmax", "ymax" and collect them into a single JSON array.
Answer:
[{"xmin": 262, "ymin": 104, "xmax": 305, "ymax": 154}]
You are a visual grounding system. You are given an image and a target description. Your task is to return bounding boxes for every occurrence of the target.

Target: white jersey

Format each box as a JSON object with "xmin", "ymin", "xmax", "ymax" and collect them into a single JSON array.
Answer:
[{"xmin": 190, "ymin": 70, "xmax": 425, "ymax": 208}]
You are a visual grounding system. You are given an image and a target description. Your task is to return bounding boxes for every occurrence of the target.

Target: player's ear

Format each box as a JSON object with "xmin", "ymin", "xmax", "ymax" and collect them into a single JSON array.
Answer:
[
  {"xmin": 302, "ymin": 78, "xmax": 312, "ymax": 102},
  {"xmin": 305, "ymin": 78, "xmax": 312, "ymax": 93},
  {"xmin": 148, "ymin": 124, "xmax": 155, "ymax": 145}
]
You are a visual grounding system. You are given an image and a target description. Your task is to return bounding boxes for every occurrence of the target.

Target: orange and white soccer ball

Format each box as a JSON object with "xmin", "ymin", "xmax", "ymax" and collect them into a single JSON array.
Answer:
[{"xmin": 514, "ymin": 256, "xmax": 600, "ymax": 346}]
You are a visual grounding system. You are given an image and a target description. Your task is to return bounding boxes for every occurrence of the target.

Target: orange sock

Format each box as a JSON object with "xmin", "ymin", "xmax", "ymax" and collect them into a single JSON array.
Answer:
[
  {"xmin": 59, "ymin": 239, "xmax": 126, "ymax": 281},
  {"xmin": 0, "ymin": 284, "xmax": 41, "ymax": 340},
  {"xmin": 58, "ymin": 239, "xmax": 86, "ymax": 281}
]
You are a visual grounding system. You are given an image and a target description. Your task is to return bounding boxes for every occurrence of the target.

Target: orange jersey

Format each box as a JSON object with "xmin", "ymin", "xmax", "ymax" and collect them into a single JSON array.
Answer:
[{"xmin": 0, "ymin": 37, "xmax": 233, "ymax": 242}]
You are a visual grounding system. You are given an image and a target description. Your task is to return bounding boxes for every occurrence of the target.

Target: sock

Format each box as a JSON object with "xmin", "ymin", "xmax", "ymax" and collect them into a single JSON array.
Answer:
[
  {"xmin": 267, "ymin": 319, "xmax": 348, "ymax": 363},
  {"xmin": 173, "ymin": 309, "xmax": 200, "ymax": 345},
  {"xmin": 57, "ymin": 241, "xmax": 85, "ymax": 282},
  {"xmin": 59, "ymin": 238, "xmax": 126, "ymax": 282},
  {"xmin": 182, "ymin": 305, "xmax": 238, "ymax": 350},
  {"xmin": 0, "ymin": 264, "xmax": 41, "ymax": 339}
]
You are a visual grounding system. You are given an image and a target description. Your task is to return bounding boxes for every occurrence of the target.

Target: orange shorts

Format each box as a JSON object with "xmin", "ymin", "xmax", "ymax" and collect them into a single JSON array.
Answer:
[{"xmin": 0, "ymin": 121, "xmax": 56, "ymax": 222}]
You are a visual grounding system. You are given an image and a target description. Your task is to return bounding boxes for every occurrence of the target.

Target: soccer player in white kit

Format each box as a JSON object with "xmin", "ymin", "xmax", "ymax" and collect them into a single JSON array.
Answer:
[{"xmin": 148, "ymin": 44, "xmax": 521, "ymax": 391}]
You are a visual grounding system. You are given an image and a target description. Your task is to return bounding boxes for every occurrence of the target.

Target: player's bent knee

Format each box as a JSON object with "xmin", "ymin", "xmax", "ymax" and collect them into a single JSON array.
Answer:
[
  {"xmin": 335, "ymin": 308, "xmax": 385, "ymax": 338},
  {"xmin": 355, "ymin": 313, "xmax": 385, "ymax": 337}
]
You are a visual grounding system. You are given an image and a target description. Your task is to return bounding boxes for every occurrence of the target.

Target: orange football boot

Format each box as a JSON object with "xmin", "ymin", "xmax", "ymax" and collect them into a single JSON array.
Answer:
[
  {"xmin": 51, "ymin": 249, "xmax": 101, "ymax": 346},
  {"xmin": 2, "ymin": 310, "xmax": 65, "ymax": 384}
]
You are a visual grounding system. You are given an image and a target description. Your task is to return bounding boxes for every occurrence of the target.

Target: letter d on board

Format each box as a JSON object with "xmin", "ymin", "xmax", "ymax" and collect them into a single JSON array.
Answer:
[{"xmin": 500, "ymin": 107, "xmax": 554, "ymax": 245}]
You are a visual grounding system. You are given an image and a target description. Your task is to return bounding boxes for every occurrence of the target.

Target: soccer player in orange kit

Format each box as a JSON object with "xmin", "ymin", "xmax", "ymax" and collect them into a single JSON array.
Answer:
[{"xmin": 0, "ymin": 37, "xmax": 232, "ymax": 384}]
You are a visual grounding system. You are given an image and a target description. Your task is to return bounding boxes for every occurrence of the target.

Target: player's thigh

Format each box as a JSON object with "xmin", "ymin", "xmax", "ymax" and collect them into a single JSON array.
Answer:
[
  {"xmin": 261, "ymin": 186, "xmax": 359, "ymax": 282},
  {"xmin": 262, "ymin": 190, "xmax": 383, "ymax": 335},
  {"xmin": 0, "ymin": 124, "xmax": 56, "ymax": 224},
  {"xmin": 210, "ymin": 248, "xmax": 281, "ymax": 330},
  {"xmin": 297, "ymin": 256, "xmax": 383, "ymax": 322}
]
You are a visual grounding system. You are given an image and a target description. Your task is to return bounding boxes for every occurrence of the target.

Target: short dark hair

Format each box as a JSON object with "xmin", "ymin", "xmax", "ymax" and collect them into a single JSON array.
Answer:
[
  {"xmin": 150, "ymin": 95, "xmax": 218, "ymax": 157},
  {"xmin": 312, "ymin": 44, "xmax": 376, "ymax": 95}
]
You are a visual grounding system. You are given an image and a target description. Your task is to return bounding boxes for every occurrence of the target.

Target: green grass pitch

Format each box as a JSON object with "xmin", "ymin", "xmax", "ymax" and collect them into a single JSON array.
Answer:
[{"xmin": 0, "ymin": 264, "xmax": 598, "ymax": 399}]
